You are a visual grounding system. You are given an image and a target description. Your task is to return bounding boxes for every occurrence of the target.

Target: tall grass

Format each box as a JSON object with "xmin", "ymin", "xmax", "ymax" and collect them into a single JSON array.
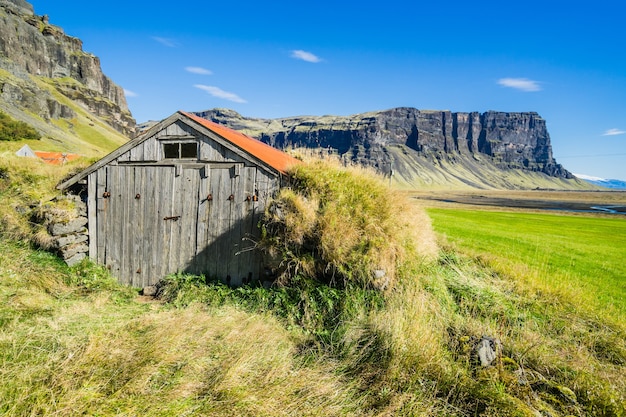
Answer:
[
  {"xmin": 1, "ymin": 155, "xmax": 624, "ymax": 416},
  {"xmin": 260, "ymin": 159, "xmax": 438, "ymax": 289},
  {"xmin": 5, "ymin": 242, "xmax": 623, "ymax": 415},
  {"xmin": 0, "ymin": 241, "xmax": 363, "ymax": 416}
]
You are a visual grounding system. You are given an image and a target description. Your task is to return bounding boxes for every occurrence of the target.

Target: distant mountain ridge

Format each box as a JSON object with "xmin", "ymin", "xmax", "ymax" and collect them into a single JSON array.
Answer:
[
  {"xmin": 0, "ymin": 0, "xmax": 134, "ymax": 155},
  {"xmin": 575, "ymin": 175, "xmax": 626, "ymax": 190},
  {"xmin": 194, "ymin": 108, "xmax": 594, "ymax": 190}
]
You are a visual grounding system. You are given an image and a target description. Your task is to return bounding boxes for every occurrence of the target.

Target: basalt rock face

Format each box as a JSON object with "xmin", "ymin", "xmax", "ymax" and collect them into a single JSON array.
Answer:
[
  {"xmin": 195, "ymin": 107, "xmax": 572, "ymax": 181},
  {"xmin": 0, "ymin": 0, "xmax": 135, "ymax": 137}
]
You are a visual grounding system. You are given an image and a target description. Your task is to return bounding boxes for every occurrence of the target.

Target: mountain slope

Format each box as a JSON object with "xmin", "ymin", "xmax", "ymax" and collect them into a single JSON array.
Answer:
[{"xmin": 0, "ymin": 0, "xmax": 134, "ymax": 156}]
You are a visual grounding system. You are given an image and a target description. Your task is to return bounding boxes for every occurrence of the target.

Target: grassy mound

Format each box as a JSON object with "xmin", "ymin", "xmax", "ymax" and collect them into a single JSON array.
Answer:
[{"xmin": 260, "ymin": 160, "xmax": 438, "ymax": 289}]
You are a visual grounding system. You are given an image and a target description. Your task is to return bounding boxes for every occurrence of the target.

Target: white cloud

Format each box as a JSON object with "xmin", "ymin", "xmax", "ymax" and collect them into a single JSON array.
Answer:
[
  {"xmin": 602, "ymin": 128, "xmax": 625, "ymax": 136},
  {"xmin": 497, "ymin": 77, "xmax": 542, "ymax": 92},
  {"xmin": 185, "ymin": 66, "xmax": 213, "ymax": 75},
  {"xmin": 291, "ymin": 50, "xmax": 322, "ymax": 63},
  {"xmin": 194, "ymin": 84, "xmax": 247, "ymax": 103},
  {"xmin": 152, "ymin": 36, "xmax": 178, "ymax": 47},
  {"xmin": 124, "ymin": 89, "xmax": 138, "ymax": 98}
]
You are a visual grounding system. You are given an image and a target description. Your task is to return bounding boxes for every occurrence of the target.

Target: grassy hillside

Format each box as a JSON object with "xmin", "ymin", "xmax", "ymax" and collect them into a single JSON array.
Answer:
[
  {"xmin": 0, "ymin": 69, "xmax": 129, "ymax": 158},
  {"xmin": 0, "ymin": 156, "xmax": 624, "ymax": 416},
  {"xmin": 0, "ymin": 151, "xmax": 91, "ymax": 247},
  {"xmin": 387, "ymin": 145, "xmax": 599, "ymax": 191}
]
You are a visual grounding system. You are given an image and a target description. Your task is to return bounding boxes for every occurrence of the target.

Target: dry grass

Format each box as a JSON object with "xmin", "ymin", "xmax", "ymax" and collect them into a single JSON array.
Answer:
[
  {"xmin": 0, "ymin": 152, "xmax": 88, "ymax": 243},
  {"xmin": 40, "ymin": 306, "xmax": 360, "ymax": 416},
  {"xmin": 0, "ymin": 254, "xmax": 363, "ymax": 416},
  {"xmin": 261, "ymin": 159, "xmax": 437, "ymax": 289},
  {"xmin": 5, "ymin": 239, "xmax": 623, "ymax": 416},
  {"xmin": 2, "ymin": 152, "xmax": 624, "ymax": 416}
]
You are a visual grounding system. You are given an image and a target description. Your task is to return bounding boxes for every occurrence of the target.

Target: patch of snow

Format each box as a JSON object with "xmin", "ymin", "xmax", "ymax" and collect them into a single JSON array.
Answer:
[{"xmin": 574, "ymin": 173, "xmax": 605, "ymax": 181}]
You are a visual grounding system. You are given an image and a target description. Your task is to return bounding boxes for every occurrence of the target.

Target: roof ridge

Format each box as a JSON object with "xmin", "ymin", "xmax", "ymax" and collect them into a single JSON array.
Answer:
[{"xmin": 180, "ymin": 111, "xmax": 300, "ymax": 175}]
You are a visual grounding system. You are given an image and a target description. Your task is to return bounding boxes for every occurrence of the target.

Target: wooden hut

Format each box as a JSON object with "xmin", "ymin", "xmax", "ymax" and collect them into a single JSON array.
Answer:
[{"xmin": 58, "ymin": 111, "xmax": 299, "ymax": 288}]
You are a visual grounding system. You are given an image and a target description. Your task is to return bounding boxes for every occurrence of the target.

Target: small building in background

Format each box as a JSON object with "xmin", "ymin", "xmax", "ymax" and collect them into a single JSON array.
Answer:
[
  {"xmin": 34, "ymin": 151, "xmax": 81, "ymax": 165},
  {"xmin": 15, "ymin": 144, "xmax": 81, "ymax": 165},
  {"xmin": 15, "ymin": 144, "xmax": 37, "ymax": 157}
]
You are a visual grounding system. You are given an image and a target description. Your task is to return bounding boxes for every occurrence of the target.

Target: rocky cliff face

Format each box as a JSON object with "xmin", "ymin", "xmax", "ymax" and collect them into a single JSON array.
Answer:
[
  {"xmin": 195, "ymin": 107, "xmax": 572, "ymax": 184},
  {"xmin": 0, "ymin": 0, "xmax": 135, "ymax": 137}
]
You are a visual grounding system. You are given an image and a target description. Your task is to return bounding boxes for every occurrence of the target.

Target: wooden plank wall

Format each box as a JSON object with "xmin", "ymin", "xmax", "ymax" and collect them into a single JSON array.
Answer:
[
  {"xmin": 86, "ymin": 121, "xmax": 282, "ymax": 287},
  {"xmin": 88, "ymin": 164, "xmax": 280, "ymax": 287}
]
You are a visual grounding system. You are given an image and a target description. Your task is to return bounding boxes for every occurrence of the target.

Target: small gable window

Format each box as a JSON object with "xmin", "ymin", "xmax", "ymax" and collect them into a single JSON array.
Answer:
[{"xmin": 163, "ymin": 142, "xmax": 198, "ymax": 159}]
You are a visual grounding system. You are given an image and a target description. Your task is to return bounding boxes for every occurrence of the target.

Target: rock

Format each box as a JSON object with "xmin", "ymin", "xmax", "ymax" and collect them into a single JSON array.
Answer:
[
  {"xmin": 194, "ymin": 107, "xmax": 573, "ymax": 188},
  {"xmin": 475, "ymin": 335, "xmax": 501, "ymax": 367},
  {"xmin": 0, "ymin": 0, "xmax": 135, "ymax": 137},
  {"xmin": 64, "ymin": 252, "xmax": 86, "ymax": 267},
  {"xmin": 53, "ymin": 232, "xmax": 88, "ymax": 249},
  {"xmin": 142, "ymin": 285, "xmax": 158, "ymax": 297},
  {"xmin": 60, "ymin": 242, "xmax": 88, "ymax": 260},
  {"xmin": 0, "ymin": 0, "xmax": 33, "ymax": 14},
  {"xmin": 48, "ymin": 217, "xmax": 87, "ymax": 236},
  {"xmin": 372, "ymin": 269, "xmax": 389, "ymax": 290}
]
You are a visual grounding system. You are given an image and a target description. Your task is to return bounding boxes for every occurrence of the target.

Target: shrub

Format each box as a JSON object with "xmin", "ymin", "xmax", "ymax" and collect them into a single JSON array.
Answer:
[
  {"xmin": 158, "ymin": 273, "xmax": 385, "ymax": 347},
  {"xmin": 0, "ymin": 111, "xmax": 41, "ymax": 141}
]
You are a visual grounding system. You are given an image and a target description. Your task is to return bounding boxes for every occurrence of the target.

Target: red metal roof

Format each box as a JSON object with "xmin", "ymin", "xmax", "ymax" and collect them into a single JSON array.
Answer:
[
  {"xmin": 34, "ymin": 151, "xmax": 81, "ymax": 165},
  {"xmin": 181, "ymin": 111, "xmax": 300, "ymax": 174}
]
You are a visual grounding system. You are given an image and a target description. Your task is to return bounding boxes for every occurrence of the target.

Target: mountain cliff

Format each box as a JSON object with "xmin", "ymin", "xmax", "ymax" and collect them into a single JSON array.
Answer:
[
  {"xmin": 194, "ymin": 108, "xmax": 586, "ymax": 190},
  {"xmin": 0, "ymin": 0, "xmax": 134, "ymax": 154},
  {"xmin": 0, "ymin": 0, "xmax": 590, "ymax": 190}
]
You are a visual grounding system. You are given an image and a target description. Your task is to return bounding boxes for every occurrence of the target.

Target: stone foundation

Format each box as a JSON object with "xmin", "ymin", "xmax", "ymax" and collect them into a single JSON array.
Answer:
[{"xmin": 43, "ymin": 195, "xmax": 89, "ymax": 266}]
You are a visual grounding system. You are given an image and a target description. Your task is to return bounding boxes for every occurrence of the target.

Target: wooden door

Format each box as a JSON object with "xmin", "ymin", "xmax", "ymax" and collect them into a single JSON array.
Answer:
[
  {"xmin": 94, "ymin": 164, "xmax": 265, "ymax": 287},
  {"xmin": 191, "ymin": 165, "xmax": 261, "ymax": 286},
  {"xmin": 96, "ymin": 165, "xmax": 201, "ymax": 287}
]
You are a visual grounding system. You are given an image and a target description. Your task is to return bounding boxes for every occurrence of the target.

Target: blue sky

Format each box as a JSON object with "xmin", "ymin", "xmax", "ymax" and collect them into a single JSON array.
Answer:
[{"xmin": 29, "ymin": 0, "xmax": 626, "ymax": 180}]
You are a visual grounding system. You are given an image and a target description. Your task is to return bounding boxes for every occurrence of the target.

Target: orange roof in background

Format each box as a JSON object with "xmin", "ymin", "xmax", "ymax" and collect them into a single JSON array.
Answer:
[
  {"xmin": 34, "ymin": 151, "xmax": 81, "ymax": 165},
  {"xmin": 181, "ymin": 111, "xmax": 300, "ymax": 174}
]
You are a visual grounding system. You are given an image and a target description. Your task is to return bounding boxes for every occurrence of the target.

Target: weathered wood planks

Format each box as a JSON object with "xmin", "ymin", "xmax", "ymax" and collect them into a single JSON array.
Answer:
[{"xmin": 80, "ymin": 113, "xmax": 289, "ymax": 288}]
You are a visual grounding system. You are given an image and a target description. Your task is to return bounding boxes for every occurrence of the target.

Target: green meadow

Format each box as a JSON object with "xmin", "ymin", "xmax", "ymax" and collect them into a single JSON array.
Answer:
[{"xmin": 427, "ymin": 209, "xmax": 626, "ymax": 325}]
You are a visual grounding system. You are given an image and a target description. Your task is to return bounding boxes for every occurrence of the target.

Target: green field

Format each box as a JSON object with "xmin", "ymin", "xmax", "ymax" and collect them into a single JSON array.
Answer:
[{"xmin": 427, "ymin": 208, "xmax": 626, "ymax": 324}]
